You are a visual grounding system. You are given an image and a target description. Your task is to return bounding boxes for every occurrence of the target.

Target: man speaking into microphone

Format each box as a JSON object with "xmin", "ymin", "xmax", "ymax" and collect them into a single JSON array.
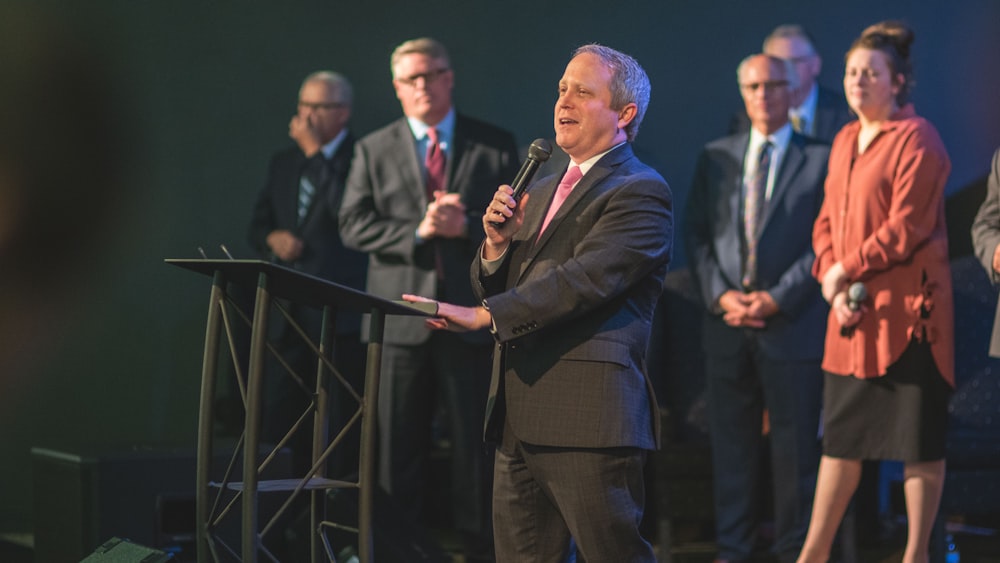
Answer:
[{"xmin": 405, "ymin": 44, "xmax": 671, "ymax": 562}]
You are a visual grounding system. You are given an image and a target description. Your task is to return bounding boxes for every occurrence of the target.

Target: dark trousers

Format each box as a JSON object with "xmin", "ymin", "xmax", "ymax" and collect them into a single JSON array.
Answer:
[
  {"xmin": 377, "ymin": 331, "xmax": 494, "ymax": 549},
  {"xmin": 492, "ymin": 435, "xmax": 654, "ymax": 563},
  {"xmin": 705, "ymin": 331, "xmax": 823, "ymax": 561}
]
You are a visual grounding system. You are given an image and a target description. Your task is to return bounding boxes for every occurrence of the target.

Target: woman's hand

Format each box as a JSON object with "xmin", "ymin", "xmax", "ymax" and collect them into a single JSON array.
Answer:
[
  {"xmin": 821, "ymin": 262, "xmax": 848, "ymax": 303},
  {"xmin": 831, "ymin": 290, "xmax": 864, "ymax": 329}
]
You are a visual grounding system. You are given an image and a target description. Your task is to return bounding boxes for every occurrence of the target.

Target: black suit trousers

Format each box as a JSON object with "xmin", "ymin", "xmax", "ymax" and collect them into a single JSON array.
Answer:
[{"xmin": 705, "ymin": 328, "xmax": 823, "ymax": 560}]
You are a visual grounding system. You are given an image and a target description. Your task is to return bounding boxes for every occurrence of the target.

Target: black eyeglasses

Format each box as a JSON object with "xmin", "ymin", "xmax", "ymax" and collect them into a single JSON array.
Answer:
[
  {"xmin": 395, "ymin": 68, "xmax": 450, "ymax": 87},
  {"xmin": 739, "ymin": 80, "xmax": 789, "ymax": 93},
  {"xmin": 297, "ymin": 101, "xmax": 346, "ymax": 111}
]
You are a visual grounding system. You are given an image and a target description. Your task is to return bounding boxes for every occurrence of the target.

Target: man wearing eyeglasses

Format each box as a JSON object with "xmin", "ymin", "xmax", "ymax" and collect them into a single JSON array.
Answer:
[
  {"xmin": 685, "ymin": 54, "xmax": 830, "ymax": 563},
  {"xmin": 731, "ymin": 25, "xmax": 853, "ymax": 142},
  {"xmin": 339, "ymin": 37, "xmax": 518, "ymax": 561},
  {"xmin": 247, "ymin": 71, "xmax": 369, "ymax": 482}
]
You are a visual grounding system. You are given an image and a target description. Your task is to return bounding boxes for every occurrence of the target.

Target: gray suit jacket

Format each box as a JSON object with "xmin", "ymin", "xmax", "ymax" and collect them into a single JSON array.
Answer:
[
  {"xmin": 473, "ymin": 143, "xmax": 672, "ymax": 450},
  {"xmin": 971, "ymin": 147, "xmax": 1000, "ymax": 356},
  {"xmin": 684, "ymin": 131, "xmax": 830, "ymax": 360},
  {"xmin": 340, "ymin": 113, "xmax": 519, "ymax": 344}
]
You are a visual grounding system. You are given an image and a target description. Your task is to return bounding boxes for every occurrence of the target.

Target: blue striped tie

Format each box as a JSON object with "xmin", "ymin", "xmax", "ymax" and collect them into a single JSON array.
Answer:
[{"xmin": 298, "ymin": 156, "xmax": 325, "ymax": 224}]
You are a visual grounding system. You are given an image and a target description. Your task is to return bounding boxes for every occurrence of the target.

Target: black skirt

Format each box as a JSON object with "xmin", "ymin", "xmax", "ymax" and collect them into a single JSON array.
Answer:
[{"xmin": 823, "ymin": 339, "xmax": 952, "ymax": 462}]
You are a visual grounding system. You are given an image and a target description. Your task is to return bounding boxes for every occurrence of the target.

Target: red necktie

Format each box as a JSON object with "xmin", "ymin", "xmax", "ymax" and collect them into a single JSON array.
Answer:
[
  {"xmin": 424, "ymin": 127, "xmax": 447, "ymax": 280},
  {"xmin": 425, "ymin": 127, "xmax": 446, "ymax": 199},
  {"xmin": 538, "ymin": 165, "xmax": 582, "ymax": 238}
]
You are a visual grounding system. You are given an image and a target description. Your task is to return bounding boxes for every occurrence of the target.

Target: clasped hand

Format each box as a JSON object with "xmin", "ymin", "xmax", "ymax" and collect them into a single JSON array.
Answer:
[
  {"xmin": 718, "ymin": 290, "xmax": 778, "ymax": 328},
  {"xmin": 417, "ymin": 191, "xmax": 467, "ymax": 239}
]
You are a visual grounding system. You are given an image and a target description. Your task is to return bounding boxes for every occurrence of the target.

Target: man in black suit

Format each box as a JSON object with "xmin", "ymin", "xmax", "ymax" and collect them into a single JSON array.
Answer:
[
  {"xmin": 971, "ymin": 147, "xmax": 1000, "ymax": 357},
  {"xmin": 730, "ymin": 24, "xmax": 852, "ymax": 142},
  {"xmin": 339, "ymin": 37, "xmax": 518, "ymax": 561},
  {"xmin": 686, "ymin": 55, "xmax": 829, "ymax": 563},
  {"xmin": 404, "ymin": 43, "xmax": 671, "ymax": 562},
  {"xmin": 247, "ymin": 70, "xmax": 368, "ymax": 479}
]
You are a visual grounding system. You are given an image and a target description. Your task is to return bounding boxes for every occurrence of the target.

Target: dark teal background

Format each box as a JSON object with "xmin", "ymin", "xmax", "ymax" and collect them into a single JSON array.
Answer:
[{"xmin": 2, "ymin": 0, "xmax": 998, "ymax": 532}]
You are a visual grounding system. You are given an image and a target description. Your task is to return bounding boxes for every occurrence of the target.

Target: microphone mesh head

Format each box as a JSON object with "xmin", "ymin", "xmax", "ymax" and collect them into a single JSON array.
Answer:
[
  {"xmin": 527, "ymin": 138, "xmax": 553, "ymax": 161},
  {"xmin": 848, "ymin": 282, "xmax": 867, "ymax": 302}
]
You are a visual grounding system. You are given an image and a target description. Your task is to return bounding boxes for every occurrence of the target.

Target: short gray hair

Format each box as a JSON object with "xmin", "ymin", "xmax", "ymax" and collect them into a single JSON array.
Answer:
[
  {"xmin": 301, "ymin": 70, "xmax": 353, "ymax": 106},
  {"xmin": 572, "ymin": 44, "xmax": 651, "ymax": 142},
  {"xmin": 762, "ymin": 24, "xmax": 818, "ymax": 54}
]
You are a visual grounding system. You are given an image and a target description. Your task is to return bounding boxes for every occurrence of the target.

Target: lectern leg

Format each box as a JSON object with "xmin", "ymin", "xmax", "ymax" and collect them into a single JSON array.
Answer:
[
  {"xmin": 243, "ymin": 273, "xmax": 271, "ymax": 562},
  {"xmin": 358, "ymin": 308, "xmax": 385, "ymax": 563},
  {"xmin": 311, "ymin": 306, "xmax": 334, "ymax": 563},
  {"xmin": 197, "ymin": 272, "xmax": 225, "ymax": 563}
]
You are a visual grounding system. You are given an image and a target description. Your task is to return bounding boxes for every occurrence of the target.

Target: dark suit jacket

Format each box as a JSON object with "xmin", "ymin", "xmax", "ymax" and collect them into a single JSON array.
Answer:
[
  {"xmin": 339, "ymin": 113, "xmax": 519, "ymax": 345},
  {"xmin": 684, "ymin": 131, "xmax": 829, "ymax": 361},
  {"xmin": 971, "ymin": 147, "xmax": 1000, "ymax": 356},
  {"xmin": 473, "ymin": 143, "xmax": 672, "ymax": 451},
  {"xmin": 729, "ymin": 85, "xmax": 853, "ymax": 143},
  {"xmin": 247, "ymin": 134, "xmax": 368, "ymax": 335}
]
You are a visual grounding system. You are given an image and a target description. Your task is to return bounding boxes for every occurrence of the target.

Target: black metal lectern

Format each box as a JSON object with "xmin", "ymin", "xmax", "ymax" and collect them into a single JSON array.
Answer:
[{"xmin": 166, "ymin": 259, "xmax": 435, "ymax": 563}]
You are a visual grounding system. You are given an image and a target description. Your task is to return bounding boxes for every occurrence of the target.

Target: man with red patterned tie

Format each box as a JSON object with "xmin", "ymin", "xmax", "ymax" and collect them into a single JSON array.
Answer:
[{"xmin": 339, "ymin": 37, "xmax": 518, "ymax": 562}]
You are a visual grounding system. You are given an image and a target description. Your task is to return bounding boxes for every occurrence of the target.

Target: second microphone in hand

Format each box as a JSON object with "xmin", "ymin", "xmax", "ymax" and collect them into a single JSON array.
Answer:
[{"xmin": 841, "ymin": 281, "xmax": 867, "ymax": 336}]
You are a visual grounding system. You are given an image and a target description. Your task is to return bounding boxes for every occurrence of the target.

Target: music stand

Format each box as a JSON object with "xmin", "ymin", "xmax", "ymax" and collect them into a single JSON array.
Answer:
[{"xmin": 166, "ymin": 259, "xmax": 435, "ymax": 563}]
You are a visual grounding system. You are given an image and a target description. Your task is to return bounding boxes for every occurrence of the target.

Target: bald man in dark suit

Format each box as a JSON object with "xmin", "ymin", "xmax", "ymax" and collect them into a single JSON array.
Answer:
[
  {"xmin": 686, "ymin": 55, "xmax": 829, "ymax": 563},
  {"xmin": 730, "ymin": 24, "xmax": 853, "ymax": 142}
]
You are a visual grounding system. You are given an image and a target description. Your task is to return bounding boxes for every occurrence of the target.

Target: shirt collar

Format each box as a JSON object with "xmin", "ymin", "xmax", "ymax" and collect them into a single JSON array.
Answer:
[
  {"xmin": 791, "ymin": 83, "xmax": 819, "ymax": 119},
  {"xmin": 749, "ymin": 122, "xmax": 792, "ymax": 154},
  {"xmin": 319, "ymin": 128, "xmax": 349, "ymax": 159},
  {"xmin": 569, "ymin": 141, "xmax": 627, "ymax": 177},
  {"xmin": 407, "ymin": 107, "xmax": 456, "ymax": 148}
]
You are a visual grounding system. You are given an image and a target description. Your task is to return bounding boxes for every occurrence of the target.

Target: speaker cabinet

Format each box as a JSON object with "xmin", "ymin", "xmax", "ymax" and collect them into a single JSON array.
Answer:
[
  {"xmin": 31, "ymin": 444, "xmax": 290, "ymax": 563},
  {"xmin": 80, "ymin": 537, "xmax": 172, "ymax": 562}
]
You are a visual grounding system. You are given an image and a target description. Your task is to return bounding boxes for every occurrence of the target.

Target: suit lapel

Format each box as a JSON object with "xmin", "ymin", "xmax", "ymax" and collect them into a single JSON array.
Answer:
[
  {"xmin": 448, "ymin": 114, "xmax": 470, "ymax": 193},
  {"xmin": 518, "ymin": 145, "xmax": 630, "ymax": 278},
  {"xmin": 759, "ymin": 134, "xmax": 805, "ymax": 232},
  {"xmin": 727, "ymin": 135, "xmax": 750, "ymax": 248},
  {"xmin": 522, "ymin": 172, "xmax": 559, "ymax": 239},
  {"xmin": 389, "ymin": 118, "xmax": 427, "ymax": 206},
  {"xmin": 324, "ymin": 133, "xmax": 354, "ymax": 211},
  {"xmin": 532, "ymin": 162, "xmax": 613, "ymax": 250}
]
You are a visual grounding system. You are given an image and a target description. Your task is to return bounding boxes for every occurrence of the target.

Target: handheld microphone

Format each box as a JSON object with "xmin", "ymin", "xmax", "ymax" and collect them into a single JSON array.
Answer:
[
  {"xmin": 846, "ymin": 282, "xmax": 867, "ymax": 311},
  {"xmin": 840, "ymin": 282, "xmax": 867, "ymax": 336},
  {"xmin": 488, "ymin": 138, "xmax": 553, "ymax": 227}
]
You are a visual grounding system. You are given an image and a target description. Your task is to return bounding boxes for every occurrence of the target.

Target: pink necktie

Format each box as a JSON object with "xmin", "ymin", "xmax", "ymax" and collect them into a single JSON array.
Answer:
[
  {"xmin": 538, "ymin": 165, "xmax": 582, "ymax": 237},
  {"xmin": 425, "ymin": 127, "xmax": 445, "ymax": 198}
]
